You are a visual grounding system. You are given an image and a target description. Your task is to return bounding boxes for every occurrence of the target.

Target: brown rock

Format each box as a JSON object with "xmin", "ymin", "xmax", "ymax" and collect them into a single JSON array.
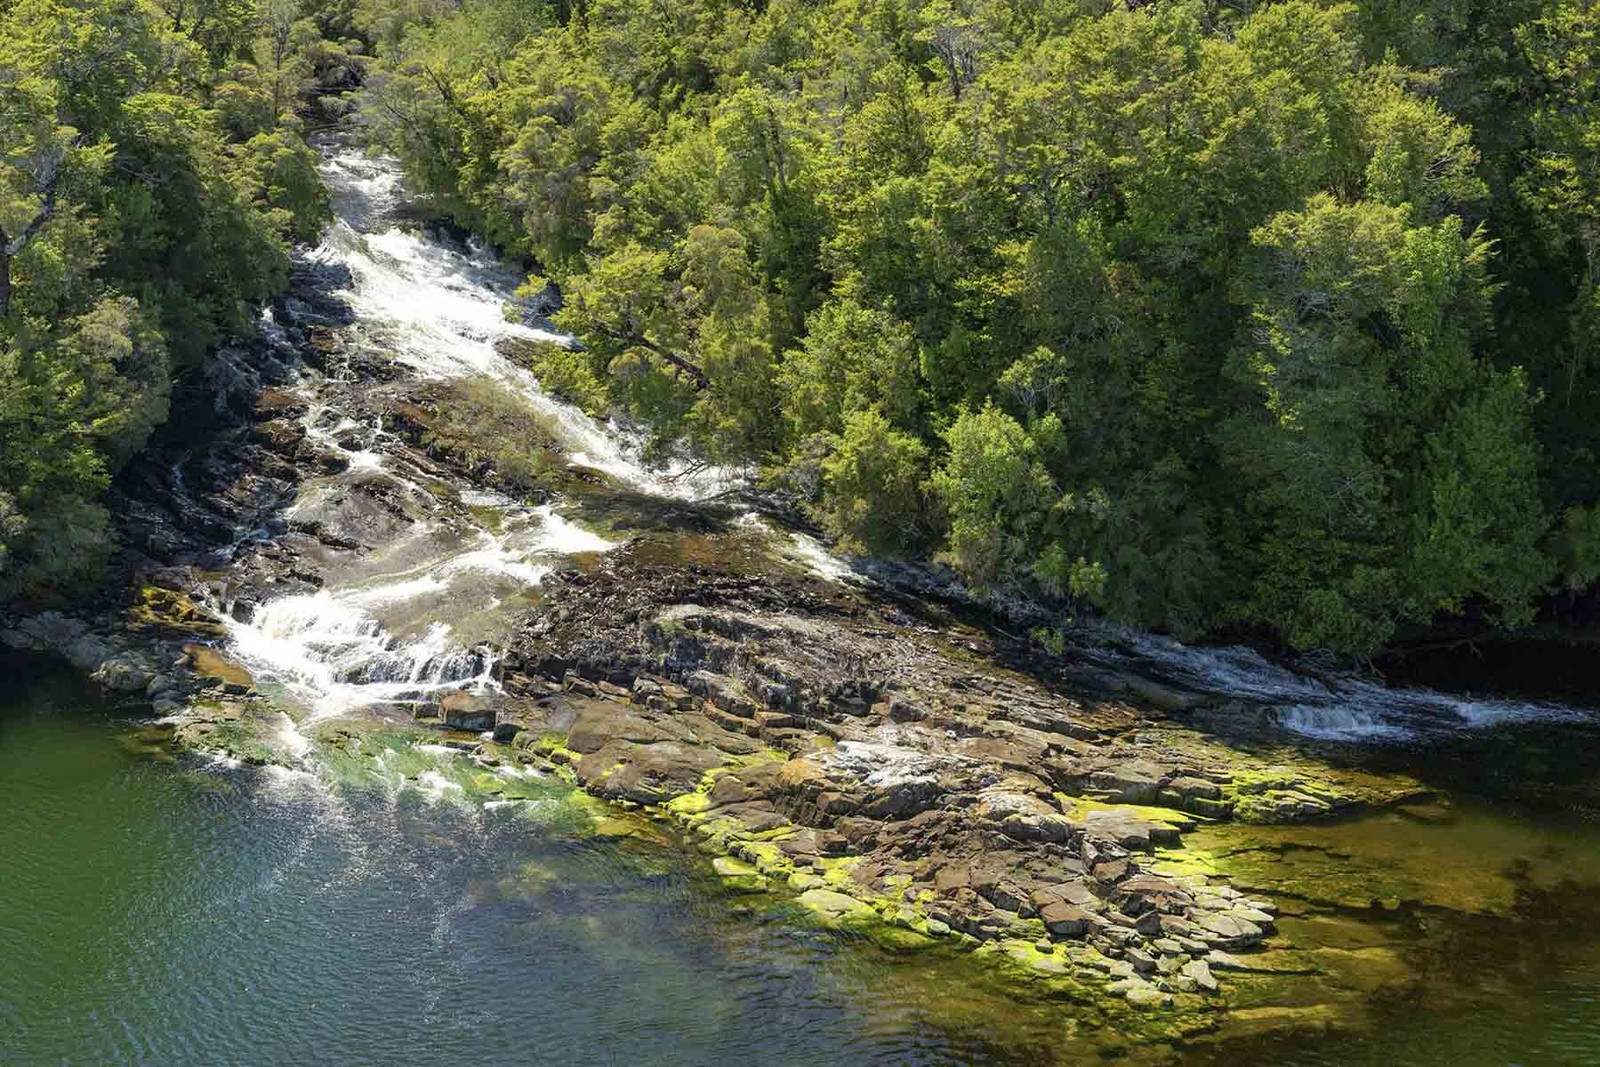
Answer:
[
  {"xmin": 1039, "ymin": 901, "xmax": 1093, "ymax": 937},
  {"xmin": 574, "ymin": 739, "xmax": 723, "ymax": 804},
  {"xmin": 1031, "ymin": 880, "xmax": 1095, "ymax": 908},
  {"xmin": 440, "ymin": 690, "xmax": 499, "ymax": 731}
]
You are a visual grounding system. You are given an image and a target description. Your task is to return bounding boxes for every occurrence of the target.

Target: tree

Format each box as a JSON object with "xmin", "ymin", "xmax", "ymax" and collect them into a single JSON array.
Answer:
[
  {"xmin": 779, "ymin": 297, "xmax": 922, "ymax": 441},
  {"xmin": 1228, "ymin": 194, "xmax": 1549, "ymax": 649},
  {"xmin": 821, "ymin": 408, "xmax": 929, "ymax": 555},
  {"xmin": 931, "ymin": 403, "xmax": 1057, "ymax": 585},
  {"xmin": 0, "ymin": 0, "xmax": 326, "ymax": 596},
  {"xmin": 0, "ymin": 149, "xmax": 68, "ymax": 319}
]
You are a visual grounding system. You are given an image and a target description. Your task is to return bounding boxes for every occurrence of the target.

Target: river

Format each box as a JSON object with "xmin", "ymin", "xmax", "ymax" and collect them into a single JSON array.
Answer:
[{"xmin": 7, "ymin": 138, "xmax": 1600, "ymax": 1065}]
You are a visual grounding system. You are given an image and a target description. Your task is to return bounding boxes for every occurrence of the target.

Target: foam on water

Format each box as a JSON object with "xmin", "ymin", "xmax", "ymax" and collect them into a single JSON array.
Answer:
[
  {"xmin": 527, "ymin": 504, "xmax": 614, "ymax": 555},
  {"xmin": 309, "ymin": 147, "xmax": 734, "ymax": 500},
  {"xmin": 787, "ymin": 530, "xmax": 861, "ymax": 584},
  {"xmin": 227, "ymin": 498, "xmax": 613, "ymax": 717},
  {"xmin": 735, "ymin": 512, "xmax": 862, "ymax": 584},
  {"xmin": 413, "ymin": 769, "xmax": 465, "ymax": 801},
  {"xmin": 228, "ymin": 592, "xmax": 494, "ymax": 718}
]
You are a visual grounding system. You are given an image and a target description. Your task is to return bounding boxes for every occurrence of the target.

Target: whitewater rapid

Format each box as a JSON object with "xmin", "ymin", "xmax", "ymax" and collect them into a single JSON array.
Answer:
[
  {"xmin": 1080, "ymin": 628, "xmax": 1595, "ymax": 742},
  {"xmin": 310, "ymin": 149, "xmax": 734, "ymax": 499},
  {"xmin": 222, "ymin": 146, "xmax": 662, "ymax": 719},
  {"xmin": 222, "ymin": 143, "xmax": 1596, "ymax": 744}
]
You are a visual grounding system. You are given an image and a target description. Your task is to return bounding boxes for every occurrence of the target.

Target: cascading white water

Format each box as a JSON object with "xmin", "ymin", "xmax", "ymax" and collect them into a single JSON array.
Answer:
[
  {"xmin": 229, "ymin": 594, "xmax": 492, "ymax": 717},
  {"xmin": 218, "ymin": 145, "xmax": 724, "ymax": 718},
  {"xmin": 310, "ymin": 148, "xmax": 735, "ymax": 500},
  {"xmin": 227, "ymin": 504, "xmax": 614, "ymax": 718}
]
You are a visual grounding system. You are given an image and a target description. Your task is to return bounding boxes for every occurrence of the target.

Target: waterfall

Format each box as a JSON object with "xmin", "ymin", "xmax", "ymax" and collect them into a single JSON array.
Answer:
[
  {"xmin": 226, "ymin": 501, "xmax": 615, "ymax": 718},
  {"xmin": 223, "ymin": 143, "xmax": 1595, "ymax": 744},
  {"xmin": 310, "ymin": 148, "xmax": 735, "ymax": 500},
  {"xmin": 218, "ymin": 145, "xmax": 692, "ymax": 718}
]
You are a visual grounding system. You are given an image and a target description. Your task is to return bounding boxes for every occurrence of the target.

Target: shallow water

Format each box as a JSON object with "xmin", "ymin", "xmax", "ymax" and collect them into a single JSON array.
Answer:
[
  {"xmin": 0, "ymin": 662, "xmax": 1049, "ymax": 1066},
  {"xmin": 8, "ymin": 660, "xmax": 1600, "ymax": 1066}
]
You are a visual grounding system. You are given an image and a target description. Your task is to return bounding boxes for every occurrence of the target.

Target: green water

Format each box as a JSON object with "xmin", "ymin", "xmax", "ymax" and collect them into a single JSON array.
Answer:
[{"xmin": 6, "ymin": 659, "xmax": 1600, "ymax": 1066}]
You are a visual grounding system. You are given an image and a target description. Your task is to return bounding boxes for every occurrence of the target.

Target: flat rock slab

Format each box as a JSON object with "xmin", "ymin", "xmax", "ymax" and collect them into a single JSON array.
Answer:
[{"xmin": 797, "ymin": 888, "xmax": 876, "ymax": 923}]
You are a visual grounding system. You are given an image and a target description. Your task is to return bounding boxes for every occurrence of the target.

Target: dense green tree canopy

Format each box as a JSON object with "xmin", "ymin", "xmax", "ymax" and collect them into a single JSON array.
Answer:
[
  {"xmin": 353, "ymin": 0, "xmax": 1600, "ymax": 654},
  {"xmin": 0, "ymin": 0, "xmax": 330, "ymax": 596}
]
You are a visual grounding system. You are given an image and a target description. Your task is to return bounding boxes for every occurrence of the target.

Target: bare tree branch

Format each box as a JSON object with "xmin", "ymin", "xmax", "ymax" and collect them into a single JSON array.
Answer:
[{"xmin": 621, "ymin": 330, "xmax": 710, "ymax": 389}]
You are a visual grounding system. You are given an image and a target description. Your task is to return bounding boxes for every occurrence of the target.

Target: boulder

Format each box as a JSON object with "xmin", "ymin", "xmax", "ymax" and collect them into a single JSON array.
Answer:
[
  {"xmin": 566, "ymin": 700, "xmax": 686, "ymax": 753},
  {"xmin": 1196, "ymin": 910, "xmax": 1265, "ymax": 948},
  {"xmin": 797, "ymin": 888, "xmax": 876, "ymax": 923},
  {"xmin": 1108, "ymin": 977, "xmax": 1170, "ymax": 1008},
  {"xmin": 1112, "ymin": 873, "xmax": 1194, "ymax": 915},
  {"xmin": 1031, "ymin": 880, "xmax": 1095, "ymax": 909},
  {"xmin": 93, "ymin": 654, "xmax": 156, "ymax": 694},
  {"xmin": 977, "ymin": 791, "xmax": 1073, "ymax": 844},
  {"xmin": 1082, "ymin": 809, "xmax": 1181, "ymax": 850},
  {"xmin": 1182, "ymin": 958, "xmax": 1220, "ymax": 993},
  {"xmin": 574, "ymin": 739, "xmax": 723, "ymax": 805},
  {"xmin": 1039, "ymin": 901, "xmax": 1093, "ymax": 937},
  {"xmin": 1161, "ymin": 775, "xmax": 1223, "ymax": 801},
  {"xmin": 1085, "ymin": 760, "xmax": 1167, "ymax": 804},
  {"xmin": 712, "ymin": 856, "xmax": 769, "ymax": 893},
  {"xmin": 441, "ymin": 690, "xmax": 498, "ymax": 731}
]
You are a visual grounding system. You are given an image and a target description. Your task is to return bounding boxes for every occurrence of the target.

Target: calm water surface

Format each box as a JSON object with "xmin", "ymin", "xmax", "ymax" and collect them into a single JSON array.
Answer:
[{"xmin": 6, "ymin": 659, "xmax": 1600, "ymax": 1066}]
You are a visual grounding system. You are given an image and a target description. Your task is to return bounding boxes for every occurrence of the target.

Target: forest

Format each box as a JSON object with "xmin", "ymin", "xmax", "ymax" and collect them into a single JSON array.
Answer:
[
  {"xmin": 6, "ymin": 0, "xmax": 1600, "ymax": 656},
  {"xmin": 0, "ymin": 0, "xmax": 332, "ymax": 595}
]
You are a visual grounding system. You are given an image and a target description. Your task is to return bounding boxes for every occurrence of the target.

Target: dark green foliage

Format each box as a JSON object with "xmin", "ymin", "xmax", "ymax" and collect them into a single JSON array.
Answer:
[
  {"xmin": 822, "ymin": 408, "xmax": 929, "ymax": 556},
  {"xmin": 0, "ymin": 0, "xmax": 331, "ymax": 597},
  {"xmin": 356, "ymin": 0, "xmax": 1600, "ymax": 653}
]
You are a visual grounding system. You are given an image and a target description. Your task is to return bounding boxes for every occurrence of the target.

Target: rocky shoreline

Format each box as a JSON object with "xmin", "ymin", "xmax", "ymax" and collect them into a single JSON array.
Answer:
[
  {"xmin": 486, "ymin": 539, "xmax": 1429, "ymax": 1007},
  {"xmin": 0, "ymin": 146, "xmax": 1457, "ymax": 1045}
]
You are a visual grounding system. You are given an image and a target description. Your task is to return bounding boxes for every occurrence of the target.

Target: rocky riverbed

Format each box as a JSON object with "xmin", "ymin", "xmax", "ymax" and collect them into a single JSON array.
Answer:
[{"xmin": 7, "ymin": 139, "xmax": 1597, "ymax": 1056}]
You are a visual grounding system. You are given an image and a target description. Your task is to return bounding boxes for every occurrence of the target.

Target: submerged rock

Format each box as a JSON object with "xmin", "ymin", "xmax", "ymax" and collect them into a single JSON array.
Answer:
[
  {"xmin": 712, "ymin": 856, "xmax": 769, "ymax": 893},
  {"xmin": 440, "ymin": 690, "xmax": 498, "ymax": 731}
]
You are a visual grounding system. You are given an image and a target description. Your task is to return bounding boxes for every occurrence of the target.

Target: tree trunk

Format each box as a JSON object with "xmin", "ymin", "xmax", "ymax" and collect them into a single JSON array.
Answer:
[{"xmin": 0, "ymin": 155, "xmax": 67, "ymax": 319}]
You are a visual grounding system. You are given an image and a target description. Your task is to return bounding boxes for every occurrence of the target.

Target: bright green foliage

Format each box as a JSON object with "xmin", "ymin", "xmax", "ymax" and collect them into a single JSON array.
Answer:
[
  {"xmin": 821, "ymin": 408, "xmax": 928, "ymax": 556},
  {"xmin": 1227, "ymin": 196, "xmax": 1548, "ymax": 649},
  {"xmin": 0, "ymin": 297, "xmax": 168, "ymax": 589},
  {"xmin": 1514, "ymin": 1, "xmax": 1600, "ymax": 480},
  {"xmin": 0, "ymin": 0, "xmax": 331, "ymax": 597},
  {"xmin": 342, "ymin": 0, "xmax": 1600, "ymax": 650},
  {"xmin": 780, "ymin": 298, "xmax": 922, "ymax": 441},
  {"xmin": 509, "ymin": 336, "xmax": 610, "ymax": 416},
  {"xmin": 931, "ymin": 405, "xmax": 1057, "ymax": 587}
]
